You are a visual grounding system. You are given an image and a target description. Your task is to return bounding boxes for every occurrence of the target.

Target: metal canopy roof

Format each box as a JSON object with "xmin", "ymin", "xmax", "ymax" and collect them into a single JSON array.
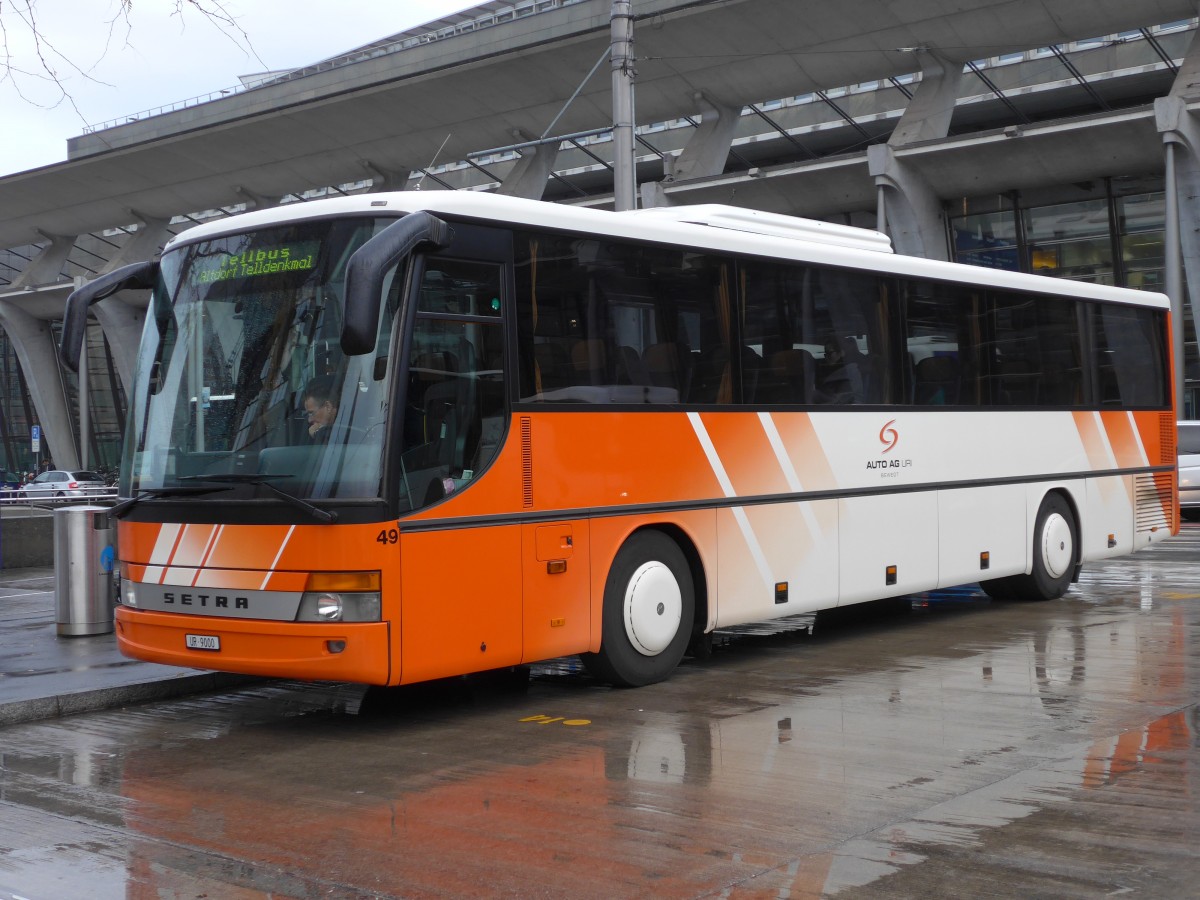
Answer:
[{"xmin": 0, "ymin": 0, "xmax": 1194, "ymax": 248}]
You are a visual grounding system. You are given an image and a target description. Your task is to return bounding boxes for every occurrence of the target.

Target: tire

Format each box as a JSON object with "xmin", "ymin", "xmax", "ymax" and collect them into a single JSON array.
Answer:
[
  {"xmin": 981, "ymin": 493, "xmax": 1077, "ymax": 602},
  {"xmin": 583, "ymin": 530, "xmax": 695, "ymax": 687}
]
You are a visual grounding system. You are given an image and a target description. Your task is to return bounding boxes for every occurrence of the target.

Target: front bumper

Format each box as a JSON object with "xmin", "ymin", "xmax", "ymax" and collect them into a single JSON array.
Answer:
[{"xmin": 115, "ymin": 606, "xmax": 391, "ymax": 684}]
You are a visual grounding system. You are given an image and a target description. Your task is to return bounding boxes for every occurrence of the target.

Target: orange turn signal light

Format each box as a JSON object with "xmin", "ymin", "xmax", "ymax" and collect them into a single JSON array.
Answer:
[{"xmin": 305, "ymin": 571, "xmax": 381, "ymax": 592}]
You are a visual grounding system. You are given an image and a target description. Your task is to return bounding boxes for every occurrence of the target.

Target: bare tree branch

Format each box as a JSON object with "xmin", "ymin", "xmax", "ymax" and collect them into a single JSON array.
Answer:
[{"xmin": 0, "ymin": 0, "xmax": 263, "ymax": 123}]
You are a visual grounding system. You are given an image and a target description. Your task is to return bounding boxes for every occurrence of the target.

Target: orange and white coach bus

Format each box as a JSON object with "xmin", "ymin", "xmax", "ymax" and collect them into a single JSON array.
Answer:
[{"xmin": 63, "ymin": 192, "xmax": 1177, "ymax": 687}]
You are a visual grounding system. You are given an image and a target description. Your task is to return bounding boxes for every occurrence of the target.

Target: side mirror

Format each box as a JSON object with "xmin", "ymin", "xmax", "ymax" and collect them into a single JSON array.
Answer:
[
  {"xmin": 342, "ymin": 212, "xmax": 453, "ymax": 355},
  {"xmin": 61, "ymin": 260, "xmax": 159, "ymax": 372}
]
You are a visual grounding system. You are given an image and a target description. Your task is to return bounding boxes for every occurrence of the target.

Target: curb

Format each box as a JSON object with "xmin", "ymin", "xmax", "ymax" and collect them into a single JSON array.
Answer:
[{"xmin": 0, "ymin": 672, "xmax": 261, "ymax": 727}]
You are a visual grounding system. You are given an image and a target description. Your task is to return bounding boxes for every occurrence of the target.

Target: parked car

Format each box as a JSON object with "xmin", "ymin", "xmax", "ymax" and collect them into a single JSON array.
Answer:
[
  {"xmin": 19, "ymin": 470, "xmax": 108, "ymax": 501},
  {"xmin": 1180, "ymin": 421, "xmax": 1200, "ymax": 521}
]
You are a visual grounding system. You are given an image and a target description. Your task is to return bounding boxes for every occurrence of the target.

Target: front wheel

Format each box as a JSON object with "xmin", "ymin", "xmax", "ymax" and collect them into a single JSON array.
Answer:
[
  {"xmin": 982, "ymin": 493, "xmax": 1077, "ymax": 602},
  {"xmin": 583, "ymin": 530, "xmax": 695, "ymax": 687}
]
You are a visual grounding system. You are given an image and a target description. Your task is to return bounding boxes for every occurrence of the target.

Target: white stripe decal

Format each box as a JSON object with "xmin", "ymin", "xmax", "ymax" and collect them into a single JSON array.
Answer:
[
  {"xmin": 1126, "ymin": 411, "xmax": 1149, "ymax": 466},
  {"xmin": 148, "ymin": 523, "xmax": 182, "ymax": 566},
  {"xmin": 688, "ymin": 412, "xmax": 736, "ymax": 496},
  {"xmin": 688, "ymin": 412, "xmax": 774, "ymax": 590},
  {"xmin": 758, "ymin": 412, "xmax": 822, "ymax": 537},
  {"xmin": 260, "ymin": 525, "xmax": 297, "ymax": 591},
  {"xmin": 145, "ymin": 523, "xmax": 182, "ymax": 584},
  {"xmin": 191, "ymin": 525, "xmax": 224, "ymax": 586},
  {"xmin": 1091, "ymin": 411, "xmax": 1119, "ymax": 469},
  {"xmin": 758, "ymin": 412, "xmax": 802, "ymax": 491}
]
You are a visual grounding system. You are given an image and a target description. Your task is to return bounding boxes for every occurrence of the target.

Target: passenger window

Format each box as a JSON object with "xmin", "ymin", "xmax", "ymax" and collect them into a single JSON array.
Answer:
[
  {"xmin": 1093, "ymin": 305, "xmax": 1167, "ymax": 408},
  {"xmin": 985, "ymin": 291, "xmax": 1085, "ymax": 407},
  {"xmin": 902, "ymin": 280, "xmax": 985, "ymax": 406},
  {"xmin": 514, "ymin": 233, "xmax": 731, "ymax": 404},
  {"xmin": 742, "ymin": 262, "xmax": 893, "ymax": 405}
]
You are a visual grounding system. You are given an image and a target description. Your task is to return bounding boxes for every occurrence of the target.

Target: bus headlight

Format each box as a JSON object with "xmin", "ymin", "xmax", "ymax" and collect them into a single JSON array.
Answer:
[
  {"xmin": 295, "ymin": 572, "xmax": 381, "ymax": 622},
  {"xmin": 297, "ymin": 591, "xmax": 381, "ymax": 622},
  {"xmin": 316, "ymin": 594, "xmax": 342, "ymax": 620}
]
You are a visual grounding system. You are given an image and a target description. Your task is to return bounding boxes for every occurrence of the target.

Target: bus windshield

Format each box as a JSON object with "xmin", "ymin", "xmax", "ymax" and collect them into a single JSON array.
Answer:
[{"xmin": 122, "ymin": 216, "xmax": 394, "ymax": 501}]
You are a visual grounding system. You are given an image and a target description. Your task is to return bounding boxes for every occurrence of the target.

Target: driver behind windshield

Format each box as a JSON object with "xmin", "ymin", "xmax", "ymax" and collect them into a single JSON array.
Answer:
[{"xmin": 302, "ymin": 376, "xmax": 340, "ymax": 442}]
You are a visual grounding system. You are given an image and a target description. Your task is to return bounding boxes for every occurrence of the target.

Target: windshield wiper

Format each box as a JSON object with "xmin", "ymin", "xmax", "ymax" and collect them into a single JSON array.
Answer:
[
  {"xmin": 109, "ymin": 485, "xmax": 234, "ymax": 519},
  {"xmin": 178, "ymin": 474, "xmax": 338, "ymax": 524}
]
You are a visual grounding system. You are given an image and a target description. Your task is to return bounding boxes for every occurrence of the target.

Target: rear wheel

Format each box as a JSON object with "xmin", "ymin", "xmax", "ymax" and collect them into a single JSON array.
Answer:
[
  {"xmin": 583, "ymin": 531, "xmax": 695, "ymax": 687},
  {"xmin": 981, "ymin": 493, "xmax": 1077, "ymax": 602}
]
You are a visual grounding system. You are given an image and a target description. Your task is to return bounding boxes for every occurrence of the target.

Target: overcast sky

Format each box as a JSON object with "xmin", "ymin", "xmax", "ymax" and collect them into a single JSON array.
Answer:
[{"xmin": 0, "ymin": 0, "xmax": 477, "ymax": 176}]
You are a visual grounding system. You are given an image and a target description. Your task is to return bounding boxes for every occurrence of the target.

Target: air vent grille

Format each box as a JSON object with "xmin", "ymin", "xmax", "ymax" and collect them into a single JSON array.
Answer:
[
  {"xmin": 1135, "ymin": 472, "xmax": 1174, "ymax": 533},
  {"xmin": 1160, "ymin": 412, "xmax": 1176, "ymax": 464},
  {"xmin": 521, "ymin": 416, "xmax": 533, "ymax": 509}
]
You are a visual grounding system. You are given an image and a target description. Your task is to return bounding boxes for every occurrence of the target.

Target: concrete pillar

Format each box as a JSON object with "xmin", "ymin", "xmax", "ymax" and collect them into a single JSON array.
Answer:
[
  {"xmin": 888, "ymin": 51, "xmax": 964, "ymax": 148},
  {"xmin": 641, "ymin": 93, "xmax": 740, "ymax": 209},
  {"xmin": 1156, "ymin": 101, "xmax": 1200, "ymax": 390},
  {"xmin": 10, "ymin": 233, "xmax": 76, "ymax": 289},
  {"xmin": 867, "ymin": 144, "xmax": 948, "ymax": 260},
  {"xmin": 2, "ymin": 234, "xmax": 80, "ymax": 468},
  {"xmin": 869, "ymin": 50, "xmax": 965, "ymax": 257},
  {"xmin": 91, "ymin": 299, "xmax": 146, "ymax": 396},
  {"xmin": 672, "ymin": 93, "xmax": 740, "ymax": 182},
  {"xmin": 362, "ymin": 159, "xmax": 416, "ymax": 192},
  {"xmin": 1165, "ymin": 140, "xmax": 1185, "ymax": 411},
  {"xmin": 104, "ymin": 213, "xmax": 170, "ymax": 272},
  {"xmin": 1155, "ymin": 23, "xmax": 1200, "ymax": 408},
  {"xmin": 496, "ymin": 136, "xmax": 559, "ymax": 200},
  {"xmin": 611, "ymin": 0, "xmax": 637, "ymax": 211},
  {"xmin": 0, "ymin": 300, "xmax": 78, "ymax": 469},
  {"xmin": 232, "ymin": 185, "xmax": 281, "ymax": 210},
  {"xmin": 87, "ymin": 214, "xmax": 168, "ymax": 396}
]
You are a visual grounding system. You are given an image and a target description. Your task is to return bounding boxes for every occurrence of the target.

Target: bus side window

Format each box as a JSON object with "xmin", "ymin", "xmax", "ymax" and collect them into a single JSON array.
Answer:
[
  {"xmin": 1093, "ymin": 304, "xmax": 1167, "ymax": 408},
  {"xmin": 513, "ymin": 232, "xmax": 730, "ymax": 404}
]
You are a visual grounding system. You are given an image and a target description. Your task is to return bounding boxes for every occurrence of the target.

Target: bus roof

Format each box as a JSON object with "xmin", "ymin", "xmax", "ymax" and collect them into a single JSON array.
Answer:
[{"xmin": 163, "ymin": 191, "xmax": 1169, "ymax": 310}]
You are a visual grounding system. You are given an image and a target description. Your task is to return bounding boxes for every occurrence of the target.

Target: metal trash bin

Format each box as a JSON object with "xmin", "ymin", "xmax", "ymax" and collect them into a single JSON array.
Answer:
[{"xmin": 53, "ymin": 505, "xmax": 115, "ymax": 637}]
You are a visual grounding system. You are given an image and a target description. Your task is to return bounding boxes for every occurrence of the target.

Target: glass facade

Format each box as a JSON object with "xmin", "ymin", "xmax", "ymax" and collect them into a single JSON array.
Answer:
[
  {"xmin": 76, "ymin": 322, "xmax": 127, "ymax": 476},
  {"xmin": 0, "ymin": 330, "xmax": 35, "ymax": 485},
  {"xmin": 949, "ymin": 176, "xmax": 1197, "ymax": 418},
  {"xmin": 1023, "ymin": 198, "xmax": 1115, "ymax": 285},
  {"xmin": 0, "ymin": 324, "xmax": 125, "ymax": 482}
]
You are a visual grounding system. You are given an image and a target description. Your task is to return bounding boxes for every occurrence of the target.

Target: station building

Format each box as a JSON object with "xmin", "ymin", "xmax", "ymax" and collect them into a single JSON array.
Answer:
[{"xmin": 1, "ymin": 0, "xmax": 1198, "ymax": 477}]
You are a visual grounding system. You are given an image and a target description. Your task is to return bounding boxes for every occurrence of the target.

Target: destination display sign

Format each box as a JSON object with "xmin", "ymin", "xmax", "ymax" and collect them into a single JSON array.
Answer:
[{"xmin": 191, "ymin": 240, "xmax": 320, "ymax": 284}]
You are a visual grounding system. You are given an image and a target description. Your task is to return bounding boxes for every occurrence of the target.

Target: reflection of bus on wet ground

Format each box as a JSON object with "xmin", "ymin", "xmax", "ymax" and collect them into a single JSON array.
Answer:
[
  {"xmin": 61, "ymin": 191, "xmax": 1177, "ymax": 690},
  {"xmin": 105, "ymin": 573, "xmax": 1195, "ymax": 898}
]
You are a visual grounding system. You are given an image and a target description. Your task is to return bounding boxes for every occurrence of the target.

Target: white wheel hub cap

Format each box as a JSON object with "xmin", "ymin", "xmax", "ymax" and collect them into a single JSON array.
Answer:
[
  {"xmin": 624, "ymin": 561, "xmax": 682, "ymax": 656},
  {"xmin": 1041, "ymin": 513, "xmax": 1073, "ymax": 579}
]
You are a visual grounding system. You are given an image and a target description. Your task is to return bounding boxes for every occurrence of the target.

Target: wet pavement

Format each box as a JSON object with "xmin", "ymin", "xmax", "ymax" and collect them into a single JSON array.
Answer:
[
  {"xmin": 0, "ymin": 526, "xmax": 1197, "ymax": 898},
  {"xmin": 0, "ymin": 567, "xmax": 250, "ymax": 725}
]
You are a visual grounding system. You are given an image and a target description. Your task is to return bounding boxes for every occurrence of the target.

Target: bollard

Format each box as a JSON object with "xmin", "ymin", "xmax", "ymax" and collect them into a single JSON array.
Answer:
[{"xmin": 53, "ymin": 505, "xmax": 115, "ymax": 637}]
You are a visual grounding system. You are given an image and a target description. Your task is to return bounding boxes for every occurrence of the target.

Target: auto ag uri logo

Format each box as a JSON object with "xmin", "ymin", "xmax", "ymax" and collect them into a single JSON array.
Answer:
[{"xmin": 879, "ymin": 419, "xmax": 899, "ymax": 454}]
